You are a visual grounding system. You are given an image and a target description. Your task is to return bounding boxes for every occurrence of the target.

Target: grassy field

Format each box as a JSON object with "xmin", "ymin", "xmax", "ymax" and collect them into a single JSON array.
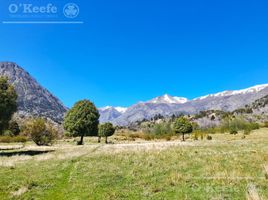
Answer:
[{"xmin": 0, "ymin": 129, "xmax": 268, "ymax": 199}]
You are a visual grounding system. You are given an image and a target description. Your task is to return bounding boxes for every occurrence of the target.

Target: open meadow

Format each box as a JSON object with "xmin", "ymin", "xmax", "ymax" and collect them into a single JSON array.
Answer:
[{"xmin": 0, "ymin": 129, "xmax": 268, "ymax": 200}]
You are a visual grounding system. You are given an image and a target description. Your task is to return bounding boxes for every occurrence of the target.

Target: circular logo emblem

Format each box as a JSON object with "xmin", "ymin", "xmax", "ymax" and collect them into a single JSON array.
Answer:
[{"xmin": 63, "ymin": 3, "xmax": 79, "ymax": 18}]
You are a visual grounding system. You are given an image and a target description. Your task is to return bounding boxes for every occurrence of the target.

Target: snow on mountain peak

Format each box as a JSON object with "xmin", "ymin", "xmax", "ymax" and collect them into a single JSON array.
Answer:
[
  {"xmin": 194, "ymin": 84, "xmax": 268, "ymax": 100},
  {"xmin": 99, "ymin": 106, "xmax": 127, "ymax": 113},
  {"xmin": 99, "ymin": 106, "xmax": 112, "ymax": 111},
  {"xmin": 114, "ymin": 107, "xmax": 128, "ymax": 113},
  {"xmin": 149, "ymin": 94, "xmax": 188, "ymax": 104},
  {"xmin": 173, "ymin": 96, "xmax": 189, "ymax": 104}
]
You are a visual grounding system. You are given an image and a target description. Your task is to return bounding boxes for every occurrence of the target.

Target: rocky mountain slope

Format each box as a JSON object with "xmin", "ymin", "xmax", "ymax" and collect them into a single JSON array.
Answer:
[
  {"xmin": 0, "ymin": 62, "xmax": 67, "ymax": 123},
  {"xmin": 101, "ymin": 84, "xmax": 268, "ymax": 126},
  {"xmin": 1, "ymin": 61, "xmax": 267, "ymax": 127},
  {"xmin": 99, "ymin": 106, "xmax": 127, "ymax": 122}
]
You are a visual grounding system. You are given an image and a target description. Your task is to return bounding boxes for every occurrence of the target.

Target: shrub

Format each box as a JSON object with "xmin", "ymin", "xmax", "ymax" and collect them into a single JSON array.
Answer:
[
  {"xmin": 143, "ymin": 133, "xmax": 154, "ymax": 141},
  {"xmin": 229, "ymin": 126, "xmax": 238, "ymax": 135},
  {"xmin": 3, "ymin": 130, "xmax": 14, "ymax": 137},
  {"xmin": 0, "ymin": 136, "xmax": 12, "ymax": 143},
  {"xmin": 24, "ymin": 118, "xmax": 57, "ymax": 146},
  {"xmin": 164, "ymin": 135, "xmax": 172, "ymax": 141},
  {"xmin": 8, "ymin": 121, "xmax": 20, "ymax": 136},
  {"xmin": 64, "ymin": 100, "xmax": 99, "ymax": 145},
  {"xmin": 221, "ymin": 118, "xmax": 258, "ymax": 134},
  {"xmin": 192, "ymin": 132, "xmax": 199, "ymax": 140},
  {"xmin": 263, "ymin": 121, "xmax": 268, "ymax": 128},
  {"xmin": 0, "ymin": 135, "xmax": 27, "ymax": 143},
  {"xmin": 192, "ymin": 130, "xmax": 207, "ymax": 140},
  {"xmin": 207, "ymin": 135, "xmax": 212, "ymax": 140},
  {"xmin": 127, "ymin": 132, "xmax": 156, "ymax": 141},
  {"xmin": 248, "ymin": 122, "xmax": 259, "ymax": 130},
  {"xmin": 243, "ymin": 126, "xmax": 252, "ymax": 135},
  {"xmin": 143, "ymin": 122, "xmax": 173, "ymax": 136},
  {"xmin": 12, "ymin": 135, "xmax": 27, "ymax": 143}
]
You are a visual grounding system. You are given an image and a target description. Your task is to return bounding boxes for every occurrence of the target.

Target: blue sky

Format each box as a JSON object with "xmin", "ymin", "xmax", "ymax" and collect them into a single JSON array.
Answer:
[{"xmin": 1, "ymin": 0, "xmax": 268, "ymax": 108}]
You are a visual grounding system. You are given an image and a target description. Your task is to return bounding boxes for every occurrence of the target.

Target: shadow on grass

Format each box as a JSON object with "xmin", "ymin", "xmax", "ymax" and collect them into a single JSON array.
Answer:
[
  {"xmin": 0, "ymin": 150, "xmax": 55, "ymax": 157},
  {"xmin": 0, "ymin": 146, "xmax": 23, "ymax": 151}
]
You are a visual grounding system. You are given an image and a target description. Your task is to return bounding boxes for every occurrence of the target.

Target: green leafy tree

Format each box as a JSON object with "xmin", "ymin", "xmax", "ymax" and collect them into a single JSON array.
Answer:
[
  {"xmin": 98, "ymin": 122, "xmax": 116, "ymax": 144},
  {"xmin": 0, "ymin": 77, "xmax": 17, "ymax": 134},
  {"xmin": 174, "ymin": 117, "xmax": 193, "ymax": 141},
  {"xmin": 64, "ymin": 100, "xmax": 100, "ymax": 145}
]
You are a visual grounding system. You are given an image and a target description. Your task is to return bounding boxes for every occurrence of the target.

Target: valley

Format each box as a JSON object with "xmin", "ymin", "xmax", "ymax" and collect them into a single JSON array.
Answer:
[{"xmin": 0, "ymin": 129, "xmax": 268, "ymax": 199}]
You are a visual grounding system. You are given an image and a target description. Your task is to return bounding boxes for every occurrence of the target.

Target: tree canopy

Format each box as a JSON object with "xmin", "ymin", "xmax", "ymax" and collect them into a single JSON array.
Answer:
[
  {"xmin": 64, "ymin": 100, "xmax": 99, "ymax": 145},
  {"xmin": 0, "ymin": 77, "xmax": 17, "ymax": 134},
  {"xmin": 174, "ymin": 117, "xmax": 193, "ymax": 141},
  {"xmin": 98, "ymin": 122, "xmax": 115, "ymax": 143}
]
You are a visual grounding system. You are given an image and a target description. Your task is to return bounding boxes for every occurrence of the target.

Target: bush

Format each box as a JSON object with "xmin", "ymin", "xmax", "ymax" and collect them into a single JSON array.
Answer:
[
  {"xmin": 207, "ymin": 135, "xmax": 212, "ymax": 140},
  {"xmin": 229, "ymin": 126, "xmax": 238, "ymax": 135},
  {"xmin": 248, "ymin": 122, "xmax": 259, "ymax": 130},
  {"xmin": 0, "ymin": 135, "xmax": 27, "ymax": 143},
  {"xmin": 128, "ymin": 132, "xmax": 154, "ymax": 140},
  {"xmin": 12, "ymin": 135, "xmax": 27, "ymax": 143},
  {"xmin": 221, "ymin": 118, "xmax": 259, "ymax": 134},
  {"xmin": 192, "ymin": 130, "xmax": 207, "ymax": 140},
  {"xmin": 143, "ymin": 122, "xmax": 173, "ymax": 136},
  {"xmin": 243, "ymin": 127, "xmax": 251, "ymax": 135},
  {"xmin": 263, "ymin": 121, "xmax": 268, "ymax": 128},
  {"xmin": 0, "ymin": 136, "xmax": 12, "ymax": 143},
  {"xmin": 8, "ymin": 121, "xmax": 20, "ymax": 136},
  {"xmin": 3, "ymin": 130, "xmax": 14, "ymax": 137},
  {"xmin": 24, "ymin": 118, "xmax": 57, "ymax": 146}
]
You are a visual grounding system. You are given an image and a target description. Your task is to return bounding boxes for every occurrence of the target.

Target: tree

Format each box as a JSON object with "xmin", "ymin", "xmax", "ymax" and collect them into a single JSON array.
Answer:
[
  {"xmin": 0, "ymin": 77, "xmax": 17, "ymax": 134},
  {"xmin": 174, "ymin": 117, "xmax": 193, "ymax": 141},
  {"xmin": 64, "ymin": 100, "xmax": 100, "ymax": 145},
  {"xmin": 98, "ymin": 122, "xmax": 116, "ymax": 144},
  {"xmin": 24, "ymin": 118, "xmax": 57, "ymax": 146}
]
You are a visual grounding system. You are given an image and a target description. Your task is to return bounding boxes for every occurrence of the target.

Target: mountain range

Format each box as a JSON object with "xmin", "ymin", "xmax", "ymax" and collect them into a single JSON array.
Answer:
[
  {"xmin": 1, "ymin": 61, "xmax": 268, "ymax": 126},
  {"xmin": 100, "ymin": 85, "xmax": 268, "ymax": 126}
]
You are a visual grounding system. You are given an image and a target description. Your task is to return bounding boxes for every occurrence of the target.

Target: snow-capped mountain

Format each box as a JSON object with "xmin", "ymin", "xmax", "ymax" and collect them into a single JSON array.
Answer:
[
  {"xmin": 148, "ymin": 94, "xmax": 188, "ymax": 104},
  {"xmin": 114, "ymin": 107, "xmax": 128, "ymax": 113},
  {"xmin": 6, "ymin": 61, "xmax": 268, "ymax": 127},
  {"xmin": 195, "ymin": 84, "xmax": 268, "ymax": 100},
  {"xmin": 99, "ymin": 95, "xmax": 188, "ymax": 123},
  {"xmin": 101, "ymin": 84, "xmax": 268, "ymax": 126},
  {"xmin": 99, "ymin": 106, "xmax": 128, "ymax": 123},
  {"xmin": 99, "ymin": 106, "xmax": 127, "ymax": 113}
]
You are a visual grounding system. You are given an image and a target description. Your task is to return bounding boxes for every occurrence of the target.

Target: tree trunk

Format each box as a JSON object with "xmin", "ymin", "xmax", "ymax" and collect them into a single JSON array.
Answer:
[
  {"xmin": 182, "ymin": 133, "xmax": 185, "ymax": 141},
  {"xmin": 77, "ymin": 134, "xmax": 84, "ymax": 145},
  {"xmin": 98, "ymin": 136, "xmax": 101, "ymax": 143},
  {"xmin": 105, "ymin": 136, "xmax": 108, "ymax": 144}
]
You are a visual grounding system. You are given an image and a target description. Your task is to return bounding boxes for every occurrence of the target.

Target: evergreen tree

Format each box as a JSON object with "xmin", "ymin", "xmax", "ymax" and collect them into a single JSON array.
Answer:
[
  {"xmin": 174, "ymin": 117, "xmax": 193, "ymax": 141},
  {"xmin": 98, "ymin": 122, "xmax": 115, "ymax": 144},
  {"xmin": 64, "ymin": 100, "xmax": 99, "ymax": 145},
  {"xmin": 0, "ymin": 77, "xmax": 17, "ymax": 134}
]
